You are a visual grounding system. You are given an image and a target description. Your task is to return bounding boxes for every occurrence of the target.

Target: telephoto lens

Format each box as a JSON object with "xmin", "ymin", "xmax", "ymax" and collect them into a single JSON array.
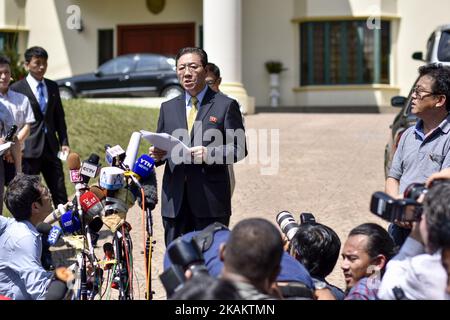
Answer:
[{"xmin": 276, "ymin": 211, "xmax": 299, "ymax": 241}]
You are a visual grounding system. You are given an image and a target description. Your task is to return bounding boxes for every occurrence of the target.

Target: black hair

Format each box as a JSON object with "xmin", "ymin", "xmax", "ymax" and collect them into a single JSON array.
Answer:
[
  {"xmin": 224, "ymin": 218, "xmax": 283, "ymax": 283},
  {"xmin": 418, "ymin": 63, "xmax": 450, "ymax": 111},
  {"xmin": 24, "ymin": 46, "xmax": 48, "ymax": 63},
  {"xmin": 423, "ymin": 181, "xmax": 450, "ymax": 252},
  {"xmin": 176, "ymin": 47, "xmax": 208, "ymax": 67},
  {"xmin": 291, "ymin": 223, "xmax": 341, "ymax": 278},
  {"xmin": 169, "ymin": 274, "xmax": 241, "ymax": 300},
  {"xmin": 348, "ymin": 223, "xmax": 396, "ymax": 262},
  {"xmin": 0, "ymin": 55, "xmax": 11, "ymax": 66},
  {"xmin": 205, "ymin": 62, "xmax": 221, "ymax": 78},
  {"xmin": 4, "ymin": 174, "xmax": 42, "ymax": 221}
]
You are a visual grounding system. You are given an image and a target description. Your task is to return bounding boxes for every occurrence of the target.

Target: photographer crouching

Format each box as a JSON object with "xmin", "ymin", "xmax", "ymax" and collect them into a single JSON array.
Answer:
[
  {"xmin": 377, "ymin": 180, "xmax": 450, "ymax": 300},
  {"xmin": 0, "ymin": 174, "xmax": 72, "ymax": 299}
]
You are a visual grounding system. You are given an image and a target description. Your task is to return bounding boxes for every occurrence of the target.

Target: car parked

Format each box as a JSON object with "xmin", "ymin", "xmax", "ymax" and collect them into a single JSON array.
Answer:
[
  {"xmin": 56, "ymin": 53, "xmax": 183, "ymax": 99},
  {"xmin": 384, "ymin": 79, "xmax": 418, "ymax": 178},
  {"xmin": 412, "ymin": 24, "xmax": 450, "ymax": 66}
]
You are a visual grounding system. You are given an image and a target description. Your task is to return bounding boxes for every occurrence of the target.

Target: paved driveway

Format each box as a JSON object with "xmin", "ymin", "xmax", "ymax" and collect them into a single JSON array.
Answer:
[{"xmin": 54, "ymin": 112, "xmax": 396, "ymax": 299}]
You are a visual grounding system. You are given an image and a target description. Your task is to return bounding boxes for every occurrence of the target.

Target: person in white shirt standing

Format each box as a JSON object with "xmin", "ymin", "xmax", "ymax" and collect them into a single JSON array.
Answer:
[
  {"xmin": 0, "ymin": 55, "xmax": 32, "ymax": 215},
  {"xmin": 0, "ymin": 55, "xmax": 35, "ymax": 186}
]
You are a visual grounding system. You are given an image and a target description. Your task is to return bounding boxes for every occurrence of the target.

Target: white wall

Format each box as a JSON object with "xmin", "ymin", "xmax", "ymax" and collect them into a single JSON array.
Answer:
[
  {"xmin": 25, "ymin": 0, "xmax": 202, "ymax": 79},
  {"xmin": 242, "ymin": 0, "xmax": 297, "ymax": 106}
]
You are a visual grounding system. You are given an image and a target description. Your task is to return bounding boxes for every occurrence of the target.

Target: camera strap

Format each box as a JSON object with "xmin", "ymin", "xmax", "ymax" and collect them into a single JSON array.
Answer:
[{"xmin": 193, "ymin": 222, "xmax": 229, "ymax": 252}]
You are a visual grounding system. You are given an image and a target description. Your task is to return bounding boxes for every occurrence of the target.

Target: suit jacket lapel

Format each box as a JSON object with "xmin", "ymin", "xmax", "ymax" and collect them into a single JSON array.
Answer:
[
  {"xmin": 21, "ymin": 79, "xmax": 44, "ymax": 121},
  {"xmin": 44, "ymin": 79, "xmax": 54, "ymax": 115},
  {"xmin": 191, "ymin": 88, "xmax": 215, "ymax": 140}
]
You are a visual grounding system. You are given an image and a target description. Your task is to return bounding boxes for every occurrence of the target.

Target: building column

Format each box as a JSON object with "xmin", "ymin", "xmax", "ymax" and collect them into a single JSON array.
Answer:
[{"xmin": 203, "ymin": 0, "xmax": 255, "ymax": 114}]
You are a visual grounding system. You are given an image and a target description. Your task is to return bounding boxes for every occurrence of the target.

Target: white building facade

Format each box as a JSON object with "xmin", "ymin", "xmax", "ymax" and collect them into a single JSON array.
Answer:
[{"xmin": 1, "ymin": 0, "xmax": 449, "ymax": 112}]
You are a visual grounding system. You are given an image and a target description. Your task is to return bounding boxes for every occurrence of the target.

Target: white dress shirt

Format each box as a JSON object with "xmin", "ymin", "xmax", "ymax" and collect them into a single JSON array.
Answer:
[
  {"xmin": 26, "ymin": 74, "xmax": 48, "ymax": 105},
  {"xmin": 378, "ymin": 237, "xmax": 448, "ymax": 300}
]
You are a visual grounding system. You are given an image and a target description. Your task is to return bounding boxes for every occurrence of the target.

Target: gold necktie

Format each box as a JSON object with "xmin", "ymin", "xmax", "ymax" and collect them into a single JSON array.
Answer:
[{"xmin": 187, "ymin": 96, "xmax": 198, "ymax": 134}]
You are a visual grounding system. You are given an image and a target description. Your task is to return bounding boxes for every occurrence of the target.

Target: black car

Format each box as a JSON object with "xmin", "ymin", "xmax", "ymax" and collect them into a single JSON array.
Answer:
[
  {"xmin": 56, "ymin": 53, "xmax": 183, "ymax": 99},
  {"xmin": 384, "ymin": 78, "xmax": 419, "ymax": 177}
]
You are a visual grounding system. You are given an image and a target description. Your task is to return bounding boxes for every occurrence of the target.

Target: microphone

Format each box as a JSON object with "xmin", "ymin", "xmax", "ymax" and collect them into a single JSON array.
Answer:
[
  {"xmin": 99, "ymin": 167, "xmax": 125, "ymax": 190},
  {"xmin": 37, "ymin": 222, "xmax": 63, "ymax": 246},
  {"xmin": 67, "ymin": 153, "xmax": 83, "ymax": 184},
  {"xmin": 5, "ymin": 125, "xmax": 18, "ymax": 142},
  {"xmin": 60, "ymin": 209, "xmax": 82, "ymax": 234},
  {"xmin": 123, "ymin": 132, "xmax": 142, "ymax": 170},
  {"xmin": 135, "ymin": 172, "xmax": 158, "ymax": 211},
  {"xmin": 44, "ymin": 202, "xmax": 73, "ymax": 225},
  {"xmin": 105, "ymin": 144, "xmax": 126, "ymax": 167},
  {"xmin": 80, "ymin": 191, "xmax": 104, "ymax": 223},
  {"xmin": 133, "ymin": 154, "xmax": 155, "ymax": 180},
  {"xmin": 80, "ymin": 153, "xmax": 101, "ymax": 184}
]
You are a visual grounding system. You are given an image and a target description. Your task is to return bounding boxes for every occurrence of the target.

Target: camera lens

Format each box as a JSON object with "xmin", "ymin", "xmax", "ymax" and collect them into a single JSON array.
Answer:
[
  {"xmin": 404, "ymin": 183, "xmax": 427, "ymax": 201},
  {"xmin": 276, "ymin": 211, "xmax": 299, "ymax": 241}
]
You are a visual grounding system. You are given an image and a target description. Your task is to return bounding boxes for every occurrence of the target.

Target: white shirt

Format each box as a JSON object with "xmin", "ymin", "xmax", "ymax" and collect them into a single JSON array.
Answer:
[
  {"xmin": 0, "ymin": 89, "xmax": 35, "ymax": 132},
  {"xmin": 0, "ymin": 219, "xmax": 53, "ymax": 300},
  {"xmin": 378, "ymin": 237, "xmax": 448, "ymax": 300},
  {"xmin": 26, "ymin": 74, "xmax": 48, "ymax": 105}
]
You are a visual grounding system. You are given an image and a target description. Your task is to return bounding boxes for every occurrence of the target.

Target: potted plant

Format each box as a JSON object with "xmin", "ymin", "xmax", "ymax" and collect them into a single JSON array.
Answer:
[{"xmin": 265, "ymin": 61, "xmax": 287, "ymax": 107}]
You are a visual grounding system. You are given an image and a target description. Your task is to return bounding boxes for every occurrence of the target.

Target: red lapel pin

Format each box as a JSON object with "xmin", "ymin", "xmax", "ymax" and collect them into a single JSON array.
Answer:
[{"xmin": 209, "ymin": 116, "xmax": 218, "ymax": 123}]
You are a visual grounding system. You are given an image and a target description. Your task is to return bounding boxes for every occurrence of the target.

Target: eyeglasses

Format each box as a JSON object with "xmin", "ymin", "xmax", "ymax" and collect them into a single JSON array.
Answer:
[
  {"xmin": 411, "ymin": 86, "xmax": 439, "ymax": 100},
  {"xmin": 177, "ymin": 63, "xmax": 202, "ymax": 73}
]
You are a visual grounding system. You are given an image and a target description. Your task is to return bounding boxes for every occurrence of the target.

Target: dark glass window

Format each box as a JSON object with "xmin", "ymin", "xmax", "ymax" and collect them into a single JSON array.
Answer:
[
  {"xmin": 300, "ymin": 20, "xmax": 391, "ymax": 85},
  {"xmin": 0, "ymin": 32, "xmax": 18, "ymax": 51},
  {"xmin": 98, "ymin": 29, "xmax": 113, "ymax": 67},
  {"xmin": 438, "ymin": 30, "xmax": 450, "ymax": 62}
]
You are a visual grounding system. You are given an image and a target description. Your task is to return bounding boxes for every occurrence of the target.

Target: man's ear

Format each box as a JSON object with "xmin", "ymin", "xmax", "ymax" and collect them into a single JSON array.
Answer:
[
  {"xmin": 368, "ymin": 254, "xmax": 387, "ymax": 274},
  {"xmin": 219, "ymin": 243, "xmax": 226, "ymax": 262},
  {"xmin": 436, "ymin": 95, "xmax": 447, "ymax": 108}
]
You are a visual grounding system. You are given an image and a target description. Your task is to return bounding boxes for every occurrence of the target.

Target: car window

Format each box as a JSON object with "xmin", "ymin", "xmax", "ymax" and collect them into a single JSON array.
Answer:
[
  {"xmin": 438, "ymin": 30, "xmax": 450, "ymax": 62},
  {"xmin": 135, "ymin": 55, "xmax": 161, "ymax": 72},
  {"xmin": 426, "ymin": 32, "xmax": 436, "ymax": 62},
  {"xmin": 99, "ymin": 56, "xmax": 133, "ymax": 75}
]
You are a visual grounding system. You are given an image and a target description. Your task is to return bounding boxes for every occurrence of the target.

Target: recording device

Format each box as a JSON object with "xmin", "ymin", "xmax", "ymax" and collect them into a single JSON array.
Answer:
[
  {"xmin": 79, "ymin": 191, "xmax": 104, "ymax": 223},
  {"xmin": 80, "ymin": 154, "xmax": 101, "ymax": 184},
  {"xmin": 37, "ymin": 223, "xmax": 63, "ymax": 247},
  {"xmin": 5, "ymin": 125, "xmax": 17, "ymax": 142},
  {"xmin": 159, "ymin": 237, "xmax": 209, "ymax": 297},
  {"xmin": 44, "ymin": 202, "xmax": 74, "ymax": 225},
  {"xmin": 276, "ymin": 211, "xmax": 299, "ymax": 241},
  {"xmin": 67, "ymin": 153, "xmax": 83, "ymax": 184},
  {"xmin": 369, "ymin": 183, "xmax": 427, "ymax": 222},
  {"xmin": 123, "ymin": 132, "xmax": 142, "ymax": 170},
  {"xmin": 105, "ymin": 144, "xmax": 126, "ymax": 167},
  {"xmin": 99, "ymin": 167, "xmax": 125, "ymax": 190}
]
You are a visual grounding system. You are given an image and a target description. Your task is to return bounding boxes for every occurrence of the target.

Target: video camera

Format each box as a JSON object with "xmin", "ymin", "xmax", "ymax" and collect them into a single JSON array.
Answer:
[
  {"xmin": 159, "ymin": 237, "xmax": 209, "ymax": 297},
  {"xmin": 370, "ymin": 183, "xmax": 427, "ymax": 222}
]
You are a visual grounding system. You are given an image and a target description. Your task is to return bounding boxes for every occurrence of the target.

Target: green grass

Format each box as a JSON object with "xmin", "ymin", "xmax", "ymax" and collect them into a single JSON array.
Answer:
[
  {"xmin": 63, "ymin": 99, "xmax": 160, "ymax": 195},
  {"xmin": 3, "ymin": 99, "xmax": 160, "ymax": 217}
]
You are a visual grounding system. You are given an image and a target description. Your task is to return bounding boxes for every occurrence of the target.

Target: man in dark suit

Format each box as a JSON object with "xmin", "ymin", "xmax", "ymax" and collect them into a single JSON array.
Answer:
[
  {"xmin": 10, "ymin": 46, "xmax": 70, "ymax": 207},
  {"xmin": 150, "ymin": 47, "xmax": 247, "ymax": 246}
]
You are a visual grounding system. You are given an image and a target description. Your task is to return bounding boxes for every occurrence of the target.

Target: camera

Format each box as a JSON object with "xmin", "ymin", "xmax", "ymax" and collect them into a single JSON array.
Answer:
[
  {"xmin": 276, "ymin": 211, "xmax": 299, "ymax": 241},
  {"xmin": 159, "ymin": 237, "xmax": 209, "ymax": 297},
  {"xmin": 369, "ymin": 183, "xmax": 427, "ymax": 222},
  {"xmin": 276, "ymin": 211, "xmax": 317, "ymax": 241}
]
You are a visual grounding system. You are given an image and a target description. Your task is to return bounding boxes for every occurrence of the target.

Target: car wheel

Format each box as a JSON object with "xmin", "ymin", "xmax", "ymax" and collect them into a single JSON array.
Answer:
[
  {"xmin": 59, "ymin": 87, "xmax": 75, "ymax": 100},
  {"xmin": 161, "ymin": 85, "xmax": 183, "ymax": 99}
]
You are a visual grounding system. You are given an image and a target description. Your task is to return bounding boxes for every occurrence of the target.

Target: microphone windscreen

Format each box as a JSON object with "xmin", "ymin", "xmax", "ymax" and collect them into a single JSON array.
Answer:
[
  {"xmin": 88, "ymin": 153, "xmax": 100, "ymax": 165},
  {"xmin": 60, "ymin": 210, "xmax": 81, "ymax": 234},
  {"xmin": 90, "ymin": 185, "xmax": 106, "ymax": 200},
  {"xmin": 88, "ymin": 217, "xmax": 103, "ymax": 233},
  {"xmin": 67, "ymin": 153, "xmax": 81, "ymax": 170},
  {"xmin": 36, "ymin": 222, "xmax": 53, "ymax": 234},
  {"xmin": 133, "ymin": 154, "xmax": 155, "ymax": 179},
  {"xmin": 123, "ymin": 132, "xmax": 142, "ymax": 169}
]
